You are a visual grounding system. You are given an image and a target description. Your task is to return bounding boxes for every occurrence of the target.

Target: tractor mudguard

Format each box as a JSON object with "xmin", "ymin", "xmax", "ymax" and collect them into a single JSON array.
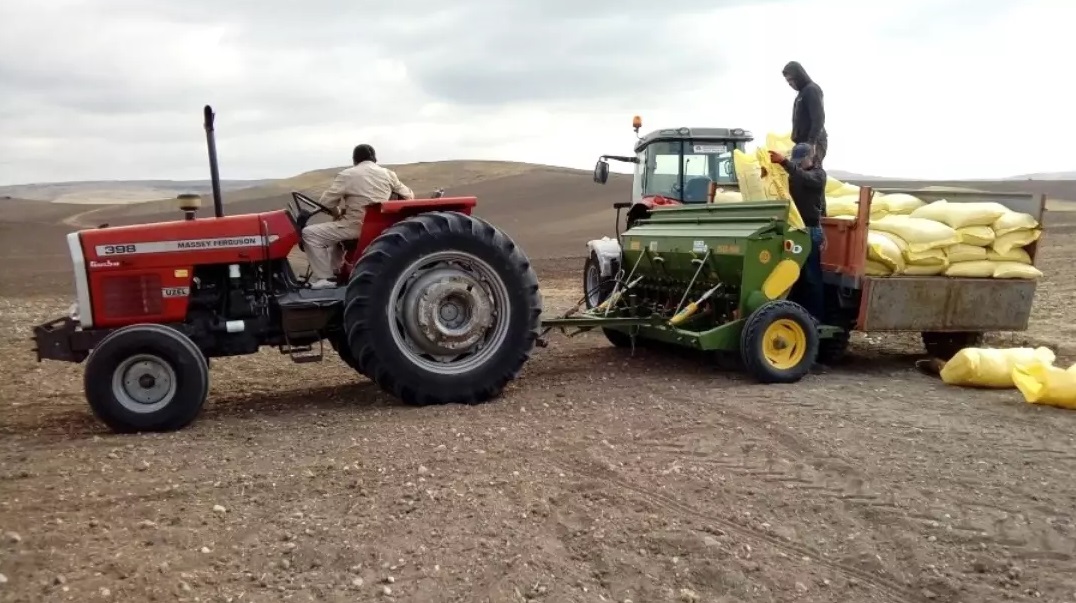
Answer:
[{"xmin": 585, "ymin": 236, "xmax": 622, "ymax": 278}]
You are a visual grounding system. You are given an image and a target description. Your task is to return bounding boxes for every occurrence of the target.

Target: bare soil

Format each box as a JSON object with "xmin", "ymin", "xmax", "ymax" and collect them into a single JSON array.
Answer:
[{"xmin": 3, "ymin": 177, "xmax": 1076, "ymax": 603}]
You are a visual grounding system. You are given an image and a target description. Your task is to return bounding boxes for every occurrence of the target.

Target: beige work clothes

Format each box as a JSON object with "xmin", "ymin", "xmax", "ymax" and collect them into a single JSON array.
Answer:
[{"xmin": 302, "ymin": 161, "xmax": 414, "ymax": 280}]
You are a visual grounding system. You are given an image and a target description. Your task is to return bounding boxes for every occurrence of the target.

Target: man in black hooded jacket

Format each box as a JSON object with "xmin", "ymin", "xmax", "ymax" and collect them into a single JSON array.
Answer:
[{"xmin": 782, "ymin": 61, "xmax": 827, "ymax": 167}]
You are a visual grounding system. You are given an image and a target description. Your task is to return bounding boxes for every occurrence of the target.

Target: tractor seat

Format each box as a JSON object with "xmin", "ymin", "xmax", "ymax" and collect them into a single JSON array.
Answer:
[{"xmin": 683, "ymin": 177, "xmax": 713, "ymax": 204}]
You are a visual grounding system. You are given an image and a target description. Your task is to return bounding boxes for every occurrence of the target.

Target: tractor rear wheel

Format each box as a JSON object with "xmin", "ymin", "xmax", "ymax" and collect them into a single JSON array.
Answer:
[
  {"xmin": 740, "ymin": 300, "xmax": 819, "ymax": 384},
  {"xmin": 343, "ymin": 211, "xmax": 542, "ymax": 406},
  {"xmin": 329, "ymin": 330, "xmax": 367, "ymax": 377},
  {"xmin": 83, "ymin": 324, "xmax": 210, "ymax": 433}
]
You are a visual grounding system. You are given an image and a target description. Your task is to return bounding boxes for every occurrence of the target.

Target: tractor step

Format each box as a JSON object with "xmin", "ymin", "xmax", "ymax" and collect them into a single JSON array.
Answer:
[{"xmin": 280, "ymin": 331, "xmax": 324, "ymax": 363}]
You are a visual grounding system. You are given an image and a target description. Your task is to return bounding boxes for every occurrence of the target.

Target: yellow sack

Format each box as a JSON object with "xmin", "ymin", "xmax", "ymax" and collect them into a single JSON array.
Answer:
[
  {"xmin": 836, "ymin": 183, "xmax": 861, "ymax": 197},
  {"xmin": 712, "ymin": 190, "xmax": 743, "ymax": 203},
  {"xmin": 825, "ymin": 176, "xmax": 845, "ymax": 195},
  {"xmin": 992, "ymin": 211, "xmax": 1039, "ymax": 236},
  {"xmin": 878, "ymin": 193, "xmax": 924, "ymax": 215},
  {"xmin": 733, "ymin": 149, "xmax": 767, "ymax": 202},
  {"xmin": 904, "ymin": 248, "xmax": 947, "ymax": 266},
  {"xmin": 986, "ymin": 247, "xmax": 1031, "ymax": 264},
  {"xmin": 944, "ymin": 260, "xmax": 997, "ymax": 278},
  {"xmin": 902, "ymin": 263, "xmax": 947, "ymax": 276},
  {"xmin": 765, "ymin": 131, "xmax": 794, "ymax": 155},
  {"xmin": 946, "ymin": 244, "xmax": 987, "ymax": 263},
  {"xmin": 867, "ymin": 231, "xmax": 906, "ymax": 272},
  {"xmin": 865, "ymin": 259, "xmax": 893, "ymax": 276},
  {"xmin": 992, "ymin": 261, "xmax": 1043, "ymax": 279},
  {"xmin": 956, "ymin": 225, "xmax": 995, "ymax": 247},
  {"xmin": 910, "ymin": 199, "xmax": 1011, "ymax": 229},
  {"xmin": 754, "ymin": 147, "xmax": 806, "ymax": 229},
  {"xmin": 1012, "ymin": 361, "xmax": 1076, "ymax": 410},
  {"xmin": 870, "ymin": 215, "xmax": 960, "ymax": 253},
  {"xmin": 992, "ymin": 228, "xmax": 1041, "ymax": 255},
  {"xmin": 941, "ymin": 346, "xmax": 1056, "ymax": 388},
  {"xmin": 826, "ymin": 195, "xmax": 859, "ymax": 217}
]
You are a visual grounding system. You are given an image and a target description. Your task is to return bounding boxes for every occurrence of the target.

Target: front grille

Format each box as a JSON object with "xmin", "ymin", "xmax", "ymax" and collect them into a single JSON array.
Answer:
[{"xmin": 101, "ymin": 274, "xmax": 163, "ymax": 319}]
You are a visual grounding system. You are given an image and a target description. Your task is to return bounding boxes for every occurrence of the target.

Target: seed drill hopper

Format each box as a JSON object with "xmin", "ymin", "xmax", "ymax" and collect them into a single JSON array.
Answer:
[{"xmin": 543, "ymin": 200, "xmax": 838, "ymax": 382}]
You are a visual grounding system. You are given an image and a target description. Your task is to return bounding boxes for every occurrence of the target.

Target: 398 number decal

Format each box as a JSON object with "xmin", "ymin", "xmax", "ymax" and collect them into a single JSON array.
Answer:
[{"xmin": 101, "ymin": 244, "xmax": 136, "ymax": 255}]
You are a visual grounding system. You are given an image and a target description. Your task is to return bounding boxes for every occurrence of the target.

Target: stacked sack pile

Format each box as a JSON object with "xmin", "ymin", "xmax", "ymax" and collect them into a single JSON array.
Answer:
[{"xmin": 819, "ymin": 178, "xmax": 1044, "ymax": 280}]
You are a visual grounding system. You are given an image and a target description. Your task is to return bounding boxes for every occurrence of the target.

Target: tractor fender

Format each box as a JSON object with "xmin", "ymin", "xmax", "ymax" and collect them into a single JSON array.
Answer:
[{"xmin": 585, "ymin": 236, "xmax": 622, "ymax": 277}]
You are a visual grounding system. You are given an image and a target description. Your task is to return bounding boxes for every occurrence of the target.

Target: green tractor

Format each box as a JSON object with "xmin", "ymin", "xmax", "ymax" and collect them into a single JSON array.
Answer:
[{"xmin": 545, "ymin": 119, "xmax": 838, "ymax": 383}]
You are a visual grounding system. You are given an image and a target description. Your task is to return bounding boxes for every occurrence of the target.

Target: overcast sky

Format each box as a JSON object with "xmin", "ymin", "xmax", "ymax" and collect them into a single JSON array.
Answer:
[{"xmin": 0, "ymin": 0, "xmax": 1069, "ymax": 185}]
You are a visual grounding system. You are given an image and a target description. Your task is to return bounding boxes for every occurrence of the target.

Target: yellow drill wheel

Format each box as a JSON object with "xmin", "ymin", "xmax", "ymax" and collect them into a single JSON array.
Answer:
[{"xmin": 739, "ymin": 300, "xmax": 819, "ymax": 384}]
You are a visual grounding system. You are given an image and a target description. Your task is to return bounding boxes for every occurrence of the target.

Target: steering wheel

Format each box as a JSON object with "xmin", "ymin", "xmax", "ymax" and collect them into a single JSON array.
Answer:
[{"xmin": 291, "ymin": 191, "xmax": 333, "ymax": 217}]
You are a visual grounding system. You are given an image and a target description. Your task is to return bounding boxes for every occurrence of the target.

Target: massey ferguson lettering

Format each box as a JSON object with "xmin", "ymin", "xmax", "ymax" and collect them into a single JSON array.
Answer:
[
  {"xmin": 177, "ymin": 237, "xmax": 259, "ymax": 249},
  {"xmin": 94, "ymin": 235, "xmax": 274, "ymax": 256}
]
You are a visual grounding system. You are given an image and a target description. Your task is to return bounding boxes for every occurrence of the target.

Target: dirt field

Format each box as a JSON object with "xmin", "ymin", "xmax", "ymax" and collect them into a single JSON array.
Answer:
[{"xmin": 3, "ymin": 173, "xmax": 1076, "ymax": 603}]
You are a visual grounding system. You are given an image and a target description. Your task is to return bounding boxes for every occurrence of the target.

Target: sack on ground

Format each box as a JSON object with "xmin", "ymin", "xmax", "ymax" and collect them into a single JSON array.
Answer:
[
  {"xmin": 905, "ymin": 248, "xmax": 947, "ymax": 266},
  {"xmin": 910, "ymin": 199, "xmax": 1011, "ymax": 229},
  {"xmin": 992, "ymin": 228, "xmax": 1041, "ymax": 255},
  {"xmin": 946, "ymin": 244, "xmax": 987, "ymax": 263},
  {"xmin": 1012, "ymin": 361, "xmax": 1076, "ymax": 410},
  {"xmin": 986, "ymin": 248, "xmax": 1031, "ymax": 264},
  {"xmin": 870, "ymin": 215, "xmax": 960, "ymax": 252},
  {"xmin": 944, "ymin": 260, "xmax": 996, "ymax": 278},
  {"xmin": 992, "ymin": 211, "xmax": 1039, "ymax": 236},
  {"xmin": 867, "ymin": 231, "xmax": 906, "ymax": 272},
  {"xmin": 956, "ymin": 226, "xmax": 996, "ymax": 247},
  {"xmin": 940, "ymin": 346, "xmax": 1056, "ymax": 389},
  {"xmin": 878, "ymin": 193, "xmax": 924, "ymax": 215},
  {"xmin": 992, "ymin": 261, "xmax": 1043, "ymax": 279}
]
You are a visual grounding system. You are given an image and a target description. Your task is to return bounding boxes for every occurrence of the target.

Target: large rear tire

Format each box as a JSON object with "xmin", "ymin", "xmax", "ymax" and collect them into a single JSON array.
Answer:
[
  {"xmin": 84, "ymin": 324, "xmax": 209, "ymax": 433},
  {"xmin": 329, "ymin": 330, "xmax": 367, "ymax": 377},
  {"xmin": 343, "ymin": 211, "xmax": 542, "ymax": 405},
  {"xmin": 740, "ymin": 300, "xmax": 819, "ymax": 384}
]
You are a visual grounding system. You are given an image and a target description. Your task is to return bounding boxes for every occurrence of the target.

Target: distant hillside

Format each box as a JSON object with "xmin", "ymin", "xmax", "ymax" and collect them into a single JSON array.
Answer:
[
  {"xmin": 65, "ymin": 160, "xmax": 582, "ymax": 226},
  {"xmin": 0, "ymin": 179, "xmax": 273, "ymax": 204}
]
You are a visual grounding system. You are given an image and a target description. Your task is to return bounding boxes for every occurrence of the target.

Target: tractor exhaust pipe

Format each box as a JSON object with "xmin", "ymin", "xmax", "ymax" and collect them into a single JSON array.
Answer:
[{"xmin": 203, "ymin": 105, "xmax": 225, "ymax": 218}]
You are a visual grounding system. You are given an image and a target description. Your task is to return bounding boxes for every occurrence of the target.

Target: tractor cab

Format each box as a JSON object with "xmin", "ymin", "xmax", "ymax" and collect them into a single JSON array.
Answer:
[{"xmin": 593, "ymin": 117, "xmax": 754, "ymax": 207}]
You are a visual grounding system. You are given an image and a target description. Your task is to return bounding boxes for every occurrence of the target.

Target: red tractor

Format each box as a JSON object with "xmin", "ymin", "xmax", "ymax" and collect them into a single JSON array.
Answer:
[{"xmin": 33, "ymin": 106, "xmax": 543, "ymax": 433}]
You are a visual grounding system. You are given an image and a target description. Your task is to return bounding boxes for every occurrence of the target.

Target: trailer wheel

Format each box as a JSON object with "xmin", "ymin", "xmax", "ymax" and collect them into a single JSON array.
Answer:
[
  {"xmin": 816, "ymin": 329, "xmax": 851, "ymax": 365},
  {"xmin": 84, "ymin": 324, "xmax": 209, "ymax": 433},
  {"xmin": 740, "ymin": 300, "xmax": 819, "ymax": 384},
  {"xmin": 921, "ymin": 331, "xmax": 983, "ymax": 361},
  {"xmin": 343, "ymin": 211, "xmax": 542, "ymax": 406}
]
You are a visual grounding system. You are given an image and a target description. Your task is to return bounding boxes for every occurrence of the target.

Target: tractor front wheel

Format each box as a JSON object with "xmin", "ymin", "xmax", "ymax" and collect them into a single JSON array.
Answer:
[
  {"xmin": 583, "ymin": 251, "xmax": 618, "ymax": 310},
  {"xmin": 343, "ymin": 211, "xmax": 542, "ymax": 406},
  {"xmin": 83, "ymin": 324, "xmax": 210, "ymax": 433},
  {"xmin": 740, "ymin": 300, "xmax": 819, "ymax": 384}
]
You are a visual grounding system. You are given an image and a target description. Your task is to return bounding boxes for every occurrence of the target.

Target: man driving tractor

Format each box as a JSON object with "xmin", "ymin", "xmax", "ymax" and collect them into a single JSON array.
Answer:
[{"xmin": 302, "ymin": 143, "xmax": 414, "ymax": 289}]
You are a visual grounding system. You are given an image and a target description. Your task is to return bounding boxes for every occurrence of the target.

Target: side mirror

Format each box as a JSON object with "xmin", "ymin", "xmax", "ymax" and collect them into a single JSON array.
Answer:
[{"xmin": 593, "ymin": 159, "xmax": 610, "ymax": 185}]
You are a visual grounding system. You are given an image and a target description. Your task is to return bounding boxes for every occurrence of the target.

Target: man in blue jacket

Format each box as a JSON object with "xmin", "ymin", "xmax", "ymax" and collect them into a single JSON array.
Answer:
[
  {"xmin": 770, "ymin": 143, "xmax": 827, "ymax": 323},
  {"xmin": 782, "ymin": 61, "xmax": 827, "ymax": 167}
]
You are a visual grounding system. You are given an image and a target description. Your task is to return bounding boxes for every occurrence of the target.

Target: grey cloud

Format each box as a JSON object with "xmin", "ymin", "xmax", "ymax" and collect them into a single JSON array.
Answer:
[{"xmin": 0, "ymin": 0, "xmax": 787, "ymax": 183}]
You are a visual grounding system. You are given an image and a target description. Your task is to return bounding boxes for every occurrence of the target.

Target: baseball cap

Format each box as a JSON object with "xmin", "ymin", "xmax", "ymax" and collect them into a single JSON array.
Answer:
[{"xmin": 790, "ymin": 143, "xmax": 813, "ymax": 161}]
